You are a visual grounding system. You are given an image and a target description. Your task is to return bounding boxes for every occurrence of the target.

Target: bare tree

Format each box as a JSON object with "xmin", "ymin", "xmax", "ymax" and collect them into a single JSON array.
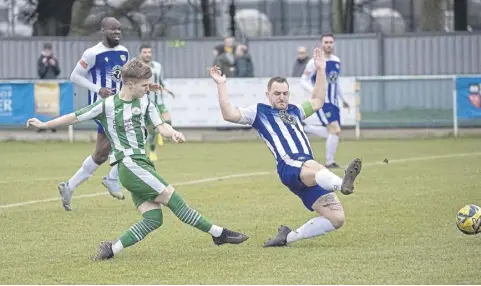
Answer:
[
  {"xmin": 454, "ymin": 0, "xmax": 467, "ymax": 31},
  {"xmin": 330, "ymin": 0, "xmax": 355, "ymax": 34},
  {"xmin": 344, "ymin": 0, "xmax": 355, "ymax": 33},
  {"xmin": 331, "ymin": 0, "xmax": 343, "ymax": 33},
  {"xmin": 187, "ymin": 0, "xmax": 215, "ymax": 37},
  {"xmin": 68, "ymin": 0, "xmax": 95, "ymax": 36},
  {"xmin": 418, "ymin": 0, "xmax": 445, "ymax": 32},
  {"xmin": 201, "ymin": 0, "xmax": 213, "ymax": 37},
  {"xmin": 19, "ymin": 0, "xmax": 76, "ymax": 36},
  {"xmin": 148, "ymin": 0, "xmax": 176, "ymax": 37}
]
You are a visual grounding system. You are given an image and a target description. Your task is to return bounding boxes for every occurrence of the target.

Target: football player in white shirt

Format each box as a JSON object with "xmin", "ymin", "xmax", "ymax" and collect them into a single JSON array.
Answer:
[
  {"xmin": 300, "ymin": 34, "xmax": 349, "ymax": 169},
  {"xmin": 57, "ymin": 17, "xmax": 130, "ymax": 211}
]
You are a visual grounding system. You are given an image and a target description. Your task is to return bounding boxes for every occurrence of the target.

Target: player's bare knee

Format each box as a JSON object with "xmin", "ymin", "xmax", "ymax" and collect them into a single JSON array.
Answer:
[
  {"xmin": 155, "ymin": 185, "xmax": 175, "ymax": 205},
  {"xmin": 327, "ymin": 129, "xmax": 341, "ymax": 136},
  {"xmin": 92, "ymin": 152, "xmax": 108, "ymax": 165},
  {"xmin": 302, "ymin": 160, "xmax": 323, "ymax": 171},
  {"xmin": 300, "ymin": 160, "xmax": 324, "ymax": 187},
  {"xmin": 316, "ymin": 206, "xmax": 345, "ymax": 229},
  {"xmin": 138, "ymin": 201, "xmax": 161, "ymax": 215},
  {"xmin": 327, "ymin": 122, "xmax": 341, "ymax": 135},
  {"xmin": 313, "ymin": 193, "xmax": 345, "ymax": 229},
  {"xmin": 325, "ymin": 211, "xmax": 345, "ymax": 229}
]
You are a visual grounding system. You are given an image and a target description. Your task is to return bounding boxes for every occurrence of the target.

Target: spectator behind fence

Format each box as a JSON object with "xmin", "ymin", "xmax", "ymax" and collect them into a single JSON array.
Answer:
[
  {"xmin": 234, "ymin": 45, "xmax": 254, "ymax": 77},
  {"xmin": 213, "ymin": 37, "xmax": 236, "ymax": 58},
  {"xmin": 36, "ymin": 42, "xmax": 58, "ymax": 133},
  {"xmin": 291, "ymin": 46, "xmax": 310, "ymax": 77},
  {"xmin": 37, "ymin": 43, "xmax": 60, "ymax": 80},
  {"xmin": 212, "ymin": 37, "xmax": 236, "ymax": 77}
]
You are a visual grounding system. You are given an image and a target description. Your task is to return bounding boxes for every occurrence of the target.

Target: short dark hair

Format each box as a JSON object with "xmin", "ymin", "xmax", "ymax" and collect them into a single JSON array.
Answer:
[
  {"xmin": 267, "ymin": 77, "xmax": 289, "ymax": 90},
  {"xmin": 139, "ymin": 43, "xmax": 152, "ymax": 52},
  {"xmin": 321, "ymin": 33, "xmax": 335, "ymax": 41},
  {"xmin": 43, "ymin": 43, "xmax": 52, "ymax": 50}
]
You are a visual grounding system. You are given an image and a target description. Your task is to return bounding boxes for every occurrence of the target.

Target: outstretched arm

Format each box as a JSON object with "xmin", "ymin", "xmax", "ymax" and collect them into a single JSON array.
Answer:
[
  {"xmin": 27, "ymin": 113, "xmax": 78, "ymax": 130},
  {"xmin": 27, "ymin": 100, "xmax": 104, "ymax": 130},
  {"xmin": 309, "ymin": 48, "xmax": 327, "ymax": 112},
  {"xmin": 210, "ymin": 66, "xmax": 242, "ymax": 123}
]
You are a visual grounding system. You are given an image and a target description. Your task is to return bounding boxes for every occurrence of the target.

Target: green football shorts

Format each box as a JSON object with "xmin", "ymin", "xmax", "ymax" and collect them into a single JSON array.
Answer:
[{"xmin": 118, "ymin": 155, "xmax": 170, "ymax": 208}]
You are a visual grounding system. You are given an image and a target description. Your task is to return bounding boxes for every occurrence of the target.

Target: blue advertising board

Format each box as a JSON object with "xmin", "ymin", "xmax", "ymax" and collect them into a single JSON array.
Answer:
[
  {"xmin": 0, "ymin": 81, "xmax": 74, "ymax": 125},
  {"xmin": 456, "ymin": 77, "xmax": 481, "ymax": 119}
]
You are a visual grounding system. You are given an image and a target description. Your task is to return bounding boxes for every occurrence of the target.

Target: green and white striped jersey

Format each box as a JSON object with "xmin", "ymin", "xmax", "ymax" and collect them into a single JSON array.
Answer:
[
  {"xmin": 74, "ymin": 94, "xmax": 164, "ymax": 165},
  {"xmin": 148, "ymin": 61, "xmax": 166, "ymax": 105}
]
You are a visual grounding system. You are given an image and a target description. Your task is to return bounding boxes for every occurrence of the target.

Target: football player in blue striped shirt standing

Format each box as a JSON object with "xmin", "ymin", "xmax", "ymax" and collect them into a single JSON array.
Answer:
[
  {"xmin": 58, "ymin": 17, "xmax": 129, "ymax": 210},
  {"xmin": 300, "ymin": 34, "xmax": 349, "ymax": 169}
]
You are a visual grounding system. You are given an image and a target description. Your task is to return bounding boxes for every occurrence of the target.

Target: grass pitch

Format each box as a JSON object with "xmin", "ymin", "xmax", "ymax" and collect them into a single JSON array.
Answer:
[{"xmin": 0, "ymin": 137, "xmax": 480, "ymax": 284}]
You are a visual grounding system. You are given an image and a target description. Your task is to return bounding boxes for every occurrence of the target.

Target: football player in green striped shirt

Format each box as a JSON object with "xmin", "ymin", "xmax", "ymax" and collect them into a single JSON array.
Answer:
[
  {"xmin": 138, "ymin": 44, "xmax": 175, "ymax": 161},
  {"xmin": 26, "ymin": 59, "xmax": 249, "ymax": 260}
]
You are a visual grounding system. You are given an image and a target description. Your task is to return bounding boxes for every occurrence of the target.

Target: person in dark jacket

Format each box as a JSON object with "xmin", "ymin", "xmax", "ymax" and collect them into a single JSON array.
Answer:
[
  {"xmin": 213, "ymin": 37, "xmax": 236, "ymax": 77},
  {"xmin": 37, "ymin": 43, "xmax": 60, "ymax": 80},
  {"xmin": 291, "ymin": 46, "xmax": 310, "ymax": 77},
  {"xmin": 234, "ymin": 45, "xmax": 254, "ymax": 77},
  {"xmin": 36, "ymin": 43, "xmax": 59, "ymax": 132}
]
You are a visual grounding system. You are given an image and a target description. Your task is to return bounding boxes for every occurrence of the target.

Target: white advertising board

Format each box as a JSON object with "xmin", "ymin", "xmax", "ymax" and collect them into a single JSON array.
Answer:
[{"xmin": 162, "ymin": 77, "xmax": 357, "ymax": 128}]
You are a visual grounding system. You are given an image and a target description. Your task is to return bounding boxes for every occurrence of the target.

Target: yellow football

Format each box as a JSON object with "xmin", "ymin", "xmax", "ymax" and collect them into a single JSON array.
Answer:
[{"xmin": 456, "ymin": 204, "xmax": 481, "ymax": 235}]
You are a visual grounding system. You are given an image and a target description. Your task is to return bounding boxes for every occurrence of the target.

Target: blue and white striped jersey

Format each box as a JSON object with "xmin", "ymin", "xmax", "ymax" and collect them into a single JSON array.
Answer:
[
  {"xmin": 78, "ymin": 42, "xmax": 129, "ymax": 104},
  {"xmin": 238, "ymin": 103, "xmax": 313, "ymax": 163},
  {"xmin": 305, "ymin": 55, "xmax": 342, "ymax": 107}
]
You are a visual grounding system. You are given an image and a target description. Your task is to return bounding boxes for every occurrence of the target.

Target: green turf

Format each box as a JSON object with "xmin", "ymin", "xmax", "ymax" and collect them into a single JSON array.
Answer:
[
  {"xmin": 361, "ymin": 109, "xmax": 481, "ymax": 128},
  {"xmin": 0, "ymin": 138, "xmax": 480, "ymax": 284}
]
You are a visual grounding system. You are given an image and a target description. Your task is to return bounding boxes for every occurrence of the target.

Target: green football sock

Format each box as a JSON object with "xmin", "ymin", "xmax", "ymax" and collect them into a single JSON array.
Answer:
[
  {"xmin": 167, "ymin": 191, "xmax": 213, "ymax": 232},
  {"xmin": 119, "ymin": 209, "xmax": 163, "ymax": 248}
]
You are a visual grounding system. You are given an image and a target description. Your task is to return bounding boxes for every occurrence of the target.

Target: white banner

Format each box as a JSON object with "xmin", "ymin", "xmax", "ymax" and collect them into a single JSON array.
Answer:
[{"xmin": 163, "ymin": 77, "xmax": 357, "ymax": 127}]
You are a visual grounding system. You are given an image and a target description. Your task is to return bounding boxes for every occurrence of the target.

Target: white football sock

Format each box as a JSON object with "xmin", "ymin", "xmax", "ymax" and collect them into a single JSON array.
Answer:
[
  {"xmin": 326, "ymin": 134, "xmax": 339, "ymax": 165},
  {"xmin": 286, "ymin": 216, "xmax": 336, "ymax": 244},
  {"xmin": 67, "ymin": 155, "xmax": 100, "ymax": 191},
  {"xmin": 112, "ymin": 240, "xmax": 124, "ymax": 255},
  {"xmin": 315, "ymin": 168, "xmax": 342, "ymax": 191},
  {"xmin": 303, "ymin": 125, "xmax": 329, "ymax": 139},
  {"xmin": 107, "ymin": 164, "xmax": 118, "ymax": 181},
  {"xmin": 208, "ymin": 225, "xmax": 223, "ymax": 237}
]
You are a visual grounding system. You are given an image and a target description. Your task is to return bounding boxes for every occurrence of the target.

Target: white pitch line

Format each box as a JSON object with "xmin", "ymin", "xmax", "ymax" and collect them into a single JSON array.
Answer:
[
  {"xmin": 0, "ymin": 176, "xmax": 66, "ymax": 184},
  {"xmin": 0, "ymin": 152, "xmax": 479, "ymax": 210},
  {"xmin": 1, "ymin": 152, "xmax": 479, "ymax": 185},
  {"xmin": 361, "ymin": 152, "xmax": 481, "ymax": 166},
  {"xmin": 0, "ymin": 172, "xmax": 271, "ymax": 209}
]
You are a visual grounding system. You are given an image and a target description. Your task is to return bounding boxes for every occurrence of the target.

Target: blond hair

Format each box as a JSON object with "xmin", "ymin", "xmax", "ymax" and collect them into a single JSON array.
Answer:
[{"xmin": 121, "ymin": 59, "xmax": 152, "ymax": 82}]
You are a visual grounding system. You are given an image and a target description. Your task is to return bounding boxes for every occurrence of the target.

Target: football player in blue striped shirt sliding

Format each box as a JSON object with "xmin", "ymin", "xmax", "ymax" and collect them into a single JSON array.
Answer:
[{"xmin": 210, "ymin": 47, "xmax": 362, "ymax": 247}]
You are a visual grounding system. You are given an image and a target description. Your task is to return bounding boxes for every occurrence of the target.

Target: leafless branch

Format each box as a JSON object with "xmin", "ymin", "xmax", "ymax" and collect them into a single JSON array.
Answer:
[
  {"xmin": 149, "ymin": 0, "xmax": 176, "ymax": 37},
  {"xmin": 187, "ymin": 0, "xmax": 201, "ymax": 12},
  {"xmin": 70, "ymin": 0, "xmax": 146, "ymax": 35}
]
